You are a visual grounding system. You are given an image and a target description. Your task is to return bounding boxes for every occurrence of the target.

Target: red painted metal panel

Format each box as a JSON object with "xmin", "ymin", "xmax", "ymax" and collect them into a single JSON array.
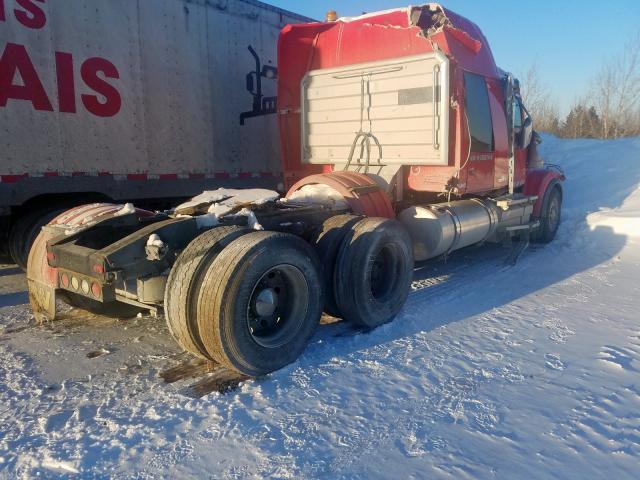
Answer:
[{"xmin": 524, "ymin": 168, "xmax": 565, "ymax": 217}]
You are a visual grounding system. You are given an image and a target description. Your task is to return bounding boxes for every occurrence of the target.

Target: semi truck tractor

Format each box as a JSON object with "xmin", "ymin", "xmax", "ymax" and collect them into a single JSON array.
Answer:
[
  {"xmin": 0, "ymin": 0, "xmax": 311, "ymax": 269},
  {"xmin": 27, "ymin": 4, "xmax": 564, "ymax": 377}
]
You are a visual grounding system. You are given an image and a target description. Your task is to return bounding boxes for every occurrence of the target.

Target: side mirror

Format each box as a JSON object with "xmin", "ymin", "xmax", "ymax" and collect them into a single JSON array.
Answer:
[{"xmin": 522, "ymin": 116, "xmax": 533, "ymax": 148}]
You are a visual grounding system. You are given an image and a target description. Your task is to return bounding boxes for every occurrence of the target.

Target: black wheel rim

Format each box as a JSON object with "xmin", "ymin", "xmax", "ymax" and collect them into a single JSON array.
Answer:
[{"xmin": 246, "ymin": 264, "xmax": 309, "ymax": 348}]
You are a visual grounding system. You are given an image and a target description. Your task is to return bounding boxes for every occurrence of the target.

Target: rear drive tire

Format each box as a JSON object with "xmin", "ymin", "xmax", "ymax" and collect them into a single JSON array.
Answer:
[
  {"xmin": 334, "ymin": 217, "xmax": 413, "ymax": 328},
  {"xmin": 532, "ymin": 186, "xmax": 562, "ymax": 243},
  {"xmin": 309, "ymin": 214, "xmax": 361, "ymax": 317},
  {"xmin": 164, "ymin": 226, "xmax": 250, "ymax": 359},
  {"xmin": 196, "ymin": 231, "xmax": 323, "ymax": 376},
  {"xmin": 9, "ymin": 208, "xmax": 65, "ymax": 270}
]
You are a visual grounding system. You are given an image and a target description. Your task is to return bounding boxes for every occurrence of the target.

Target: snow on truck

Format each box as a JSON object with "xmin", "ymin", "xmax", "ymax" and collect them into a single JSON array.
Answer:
[
  {"xmin": 26, "ymin": 4, "xmax": 564, "ymax": 377},
  {"xmin": 0, "ymin": 0, "xmax": 311, "ymax": 269}
]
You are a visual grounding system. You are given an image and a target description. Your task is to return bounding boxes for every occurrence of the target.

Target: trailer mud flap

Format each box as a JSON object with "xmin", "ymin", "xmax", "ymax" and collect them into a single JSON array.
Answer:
[
  {"xmin": 26, "ymin": 222, "xmax": 59, "ymax": 322},
  {"xmin": 27, "ymin": 279, "xmax": 56, "ymax": 322}
]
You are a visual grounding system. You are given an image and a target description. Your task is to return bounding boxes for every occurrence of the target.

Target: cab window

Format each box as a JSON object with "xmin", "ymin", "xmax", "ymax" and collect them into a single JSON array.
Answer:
[{"xmin": 463, "ymin": 72, "xmax": 494, "ymax": 153}]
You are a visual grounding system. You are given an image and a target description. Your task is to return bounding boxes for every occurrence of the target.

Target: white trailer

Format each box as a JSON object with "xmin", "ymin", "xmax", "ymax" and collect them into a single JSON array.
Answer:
[{"xmin": 0, "ymin": 0, "xmax": 311, "ymax": 268}]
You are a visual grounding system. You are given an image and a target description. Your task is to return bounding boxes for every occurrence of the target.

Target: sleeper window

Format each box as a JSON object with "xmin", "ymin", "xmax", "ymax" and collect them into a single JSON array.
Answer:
[{"xmin": 463, "ymin": 72, "xmax": 494, "ymax": 153}]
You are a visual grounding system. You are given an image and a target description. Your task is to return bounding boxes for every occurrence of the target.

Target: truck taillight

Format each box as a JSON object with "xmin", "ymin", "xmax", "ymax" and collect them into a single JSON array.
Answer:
[
  {"xmin": 91, "ymin": 282, "xmax": 101, "ymax": 298},
  {"xmin": 46, "ymin": 251, "xmax": 56, "ymax": 262},
  {"xmin": 93, "ymin": 264, "xmax": 105, "ymax": 274},
  {"xmin": 61, "ymin": 273, "xmax": 69, "ymax": 288}
]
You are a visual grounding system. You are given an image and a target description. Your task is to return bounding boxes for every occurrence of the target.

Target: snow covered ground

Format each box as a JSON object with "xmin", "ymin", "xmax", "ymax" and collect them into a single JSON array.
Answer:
[{"xmin": 1, "ymin": 135, "xmax": 639, "ymax": 479}]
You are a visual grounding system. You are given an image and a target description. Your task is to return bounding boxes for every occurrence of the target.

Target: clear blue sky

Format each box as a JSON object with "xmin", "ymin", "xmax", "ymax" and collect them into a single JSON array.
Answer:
[{"xmin": 270, "ymin": 0, "xmax": 640, "ymax": 115}]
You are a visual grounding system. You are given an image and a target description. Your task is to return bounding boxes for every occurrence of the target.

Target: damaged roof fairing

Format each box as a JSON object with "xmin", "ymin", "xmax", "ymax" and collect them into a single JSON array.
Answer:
[{"xmin": 332, "ymin": 3, "xmax": 500, "ymax": 79}]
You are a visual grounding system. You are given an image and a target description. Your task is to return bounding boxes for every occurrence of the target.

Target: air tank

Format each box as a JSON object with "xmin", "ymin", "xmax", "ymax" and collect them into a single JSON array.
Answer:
[{"xmin": 398, "ymin": 199, "xmax": 500, "ymax": 261}]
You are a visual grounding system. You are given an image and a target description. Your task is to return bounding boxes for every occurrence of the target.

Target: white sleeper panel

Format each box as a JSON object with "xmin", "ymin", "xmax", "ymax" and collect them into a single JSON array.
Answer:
[{"xmin": 301, "ymin": 53, "xmax": 450, "ymax": 166}]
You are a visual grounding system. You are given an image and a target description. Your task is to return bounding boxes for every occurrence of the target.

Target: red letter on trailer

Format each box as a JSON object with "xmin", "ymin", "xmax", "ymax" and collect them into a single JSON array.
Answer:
[
  {"xmin": 55, "ymin": 52, "xmax": 76, "ymax": 113},
  {"xmin": 80, "ymin": 57, "xmax": 121, "ymax": 117},
  {"xmin": 14, "ymin": 0, "xmax": 46, "ymax": 29},
  {"xmin": 0, "ymin": 43, "xmax": 53, "ymax": 111}
]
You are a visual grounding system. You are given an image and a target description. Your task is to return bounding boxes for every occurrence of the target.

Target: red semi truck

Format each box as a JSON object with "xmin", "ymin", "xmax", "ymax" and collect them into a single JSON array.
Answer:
[
  {"xmin": 0, "ymin": 0, "xmax": 311, "ymax": 269},
  {"xmin": 27, "ymin": 4, "xmax": 564, "ymax": 377}
]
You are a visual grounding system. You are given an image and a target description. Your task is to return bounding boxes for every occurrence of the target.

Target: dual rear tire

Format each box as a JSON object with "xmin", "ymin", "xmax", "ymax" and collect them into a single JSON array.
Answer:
[
  {"xmin": 332, "ymin": 217, "xmax": 414, "ymax": 329},
  {"xmin": 165, "ymin": 217, "xmax": 414, "ymax": 376},
  {"xmin": 166, "ymin": 230, "xmax": 324, "ymax": 376}
]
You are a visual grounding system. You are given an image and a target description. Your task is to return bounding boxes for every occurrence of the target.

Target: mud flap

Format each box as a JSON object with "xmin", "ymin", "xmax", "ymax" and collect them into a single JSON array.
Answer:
[
  {"xmin": 504, "ymin": 231, "xmax": 530, "ymax": 266},
  {"xmin": 26, "ymin": 224, "xmax": 59, "ymax": 322},
  {"xmin": 27, "ymin": 279, "xmax": 57, "ymax": 322}
]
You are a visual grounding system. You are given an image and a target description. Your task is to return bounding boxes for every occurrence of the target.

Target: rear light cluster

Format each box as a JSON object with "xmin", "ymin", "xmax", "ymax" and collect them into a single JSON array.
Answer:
[{"xmin": 59, "ymin": 271, "xmax": 102, "ymax": 299}]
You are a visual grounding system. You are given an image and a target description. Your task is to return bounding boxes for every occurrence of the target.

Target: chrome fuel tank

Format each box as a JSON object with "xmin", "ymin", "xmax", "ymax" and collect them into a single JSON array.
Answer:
[{"xmin": 398, "ymin": 199, "xmax": 499, "ymax": 261}]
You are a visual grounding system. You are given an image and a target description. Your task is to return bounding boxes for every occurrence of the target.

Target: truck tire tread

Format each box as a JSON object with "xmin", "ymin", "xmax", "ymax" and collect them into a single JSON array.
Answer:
[
  {"xmin": 334, "ymin": 217, "xmax": 414, "ymax": 328},
  {"xmin": 164, "ymin": 226, "xmax": 250, "ymax": 359},
  {"xmin": 196, "ymin": 231, "xmax": 323, "ymax": 376},
  {"xmin": 309, "ymin": 214, "xmax": 361, "ymax": 317}
]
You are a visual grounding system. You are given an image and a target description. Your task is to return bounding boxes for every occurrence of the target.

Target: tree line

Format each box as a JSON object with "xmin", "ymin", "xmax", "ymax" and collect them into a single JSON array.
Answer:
[{"xmin": 520, "ymin": 32, "xmax": 640, "ymax": 139}]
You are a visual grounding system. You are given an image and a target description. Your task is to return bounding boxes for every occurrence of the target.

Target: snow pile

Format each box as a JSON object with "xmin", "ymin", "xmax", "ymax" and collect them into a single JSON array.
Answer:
[
  {"xmin": 175, "ymin": 188, "xmax": 279, "ymax": 214},
  {"xmin": 114, "ymin": 203, "xmax": 136, "ymax": 216},
  {"xmin": 233, "ymin": 208, "xmax": 264, "ymax": 230},
  {"xmin": 539, "ymin": 134, "xmax": 640, "ymax": 243},
  {"xmin": 194, "ymin": 213, "xmax": 220, "ymax": 229},
  {"xmin": 145, "ymin": 234, "xmax": 167, "ymax": 261},
  {"xmin": 284, "ymin": 183, "xmax": 350, "ymax": 209},
  {"xmin": 145, "ymin": 234, "xmax": 164, "ymax": 248},
  {"xmin": 176, "ymin": 188, "xmax": 279, "ymax": 230}
]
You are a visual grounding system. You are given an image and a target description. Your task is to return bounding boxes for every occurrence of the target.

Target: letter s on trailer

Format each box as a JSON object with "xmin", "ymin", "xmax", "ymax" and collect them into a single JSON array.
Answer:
[
  {"xmin": 0, "ymin": 0, "xmax": 313, "ymax": 269},
  {"xmin": 26, "ymin": 3, "xmax": 564, "ymax": 378}
]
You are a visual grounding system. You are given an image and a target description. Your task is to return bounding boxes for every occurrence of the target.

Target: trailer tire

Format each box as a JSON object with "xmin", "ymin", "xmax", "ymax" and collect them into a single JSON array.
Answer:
[
  {"xmin": 164, "ymin": 226, "xmax": 250, "ymax": 359},
  {"xmin": 532, "ymin": 185, "xmax": 562, "ymax": 243},
  {"xmin": 9, "ymin": 208, "xmax": 65, "ymax": 270},
  {"xmin": 61, "ymin": 292, "xmax": 142, "ymax": 318},
  {"xmin": 334, "ymin": 217, "xmax": 413, "ymax": 328},
  {"xmin": 196, "ymin": 231, "xmax": 323, "ymax": 376},
  {"xmin": 309, "ymin": 214, "xmax": 361, "ymax": 317}
]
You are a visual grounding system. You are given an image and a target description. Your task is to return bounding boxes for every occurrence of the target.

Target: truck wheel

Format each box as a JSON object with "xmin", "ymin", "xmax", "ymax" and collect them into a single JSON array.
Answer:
[
  {"xmin": 61, "ymin": 292, "xmax": 142, "ymax": 318},
  {"xmin": 334, "ymin": 217, "xmax": 413, "ymax": 328},
  {"xmin": 196, "ymin": 231, "xmax": 323, "ymax": 376},
  {"xmin": 532, "ymin": 186, "xmax": 562, "ymax": 243},
  {"xmin": 309, "ymin": 214, "xmax": 361, "ymax": 317},
  {"xmin": 9, "ymin": 208, "xmax": 64, "ymax": 270},
  {"xmin": 164, "ymin": 226, "xmax": 250, "ymax": 359}
]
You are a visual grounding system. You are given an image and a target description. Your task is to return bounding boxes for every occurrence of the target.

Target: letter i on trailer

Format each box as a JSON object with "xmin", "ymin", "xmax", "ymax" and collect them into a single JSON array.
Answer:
[{"xmin": 27, "ymin": 4, "xmax": 564, "ymax": 378}]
